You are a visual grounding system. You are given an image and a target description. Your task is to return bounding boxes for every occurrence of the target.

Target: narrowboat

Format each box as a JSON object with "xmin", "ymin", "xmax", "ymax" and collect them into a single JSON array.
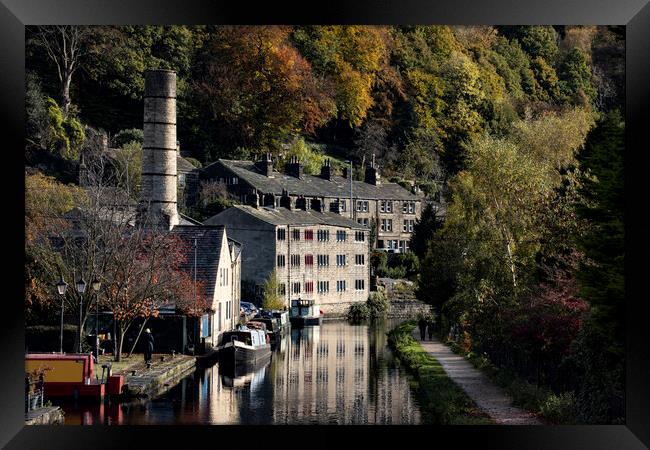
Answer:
[
  {"xmin": 25, "ymin": 353, "xmax": 124, "ymax": 400},
  {"xmin": 217, "ymin": 326, "xmax": 271, "ymax": 370},
  {"xmin": 289, "ymin": 298, "xmax": 323, "ymax": 327}
]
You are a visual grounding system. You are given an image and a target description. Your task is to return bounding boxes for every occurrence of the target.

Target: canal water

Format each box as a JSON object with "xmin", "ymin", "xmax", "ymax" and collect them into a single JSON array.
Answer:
[{"xmin": 59, "ymin": 320, "xmax": 421, "ymax": 425}]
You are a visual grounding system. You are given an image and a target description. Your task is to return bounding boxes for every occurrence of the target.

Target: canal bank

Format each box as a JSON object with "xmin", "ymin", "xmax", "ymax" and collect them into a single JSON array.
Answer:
[
  {"xmin": 99, "ymin": 354, "xmax": 196, "ymax": 398},
  {"xmin": 387, "ymin": 321, "xmax": 493, "ymax": 425}
]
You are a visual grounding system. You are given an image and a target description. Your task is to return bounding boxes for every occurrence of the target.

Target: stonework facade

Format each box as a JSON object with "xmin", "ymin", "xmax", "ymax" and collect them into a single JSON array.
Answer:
[{"xmin": 205, "ymin": 205, "xmax": 370, "ymax": 316}]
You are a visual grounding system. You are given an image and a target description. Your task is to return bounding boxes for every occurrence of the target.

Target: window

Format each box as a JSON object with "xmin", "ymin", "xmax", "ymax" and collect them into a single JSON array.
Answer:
[
  {"xmin": 404, "ymin": 201, "xmax": 415, "ymax": 213},
  {"xmin": 336, "ymin": 280, "xmax": 346, "ymax": 292},
  {"xmin": 305, "ymin": 281, "xmax": 314, "ymax": 294},
  {"xmin": 336, "ymin": 254, "xmax": 347, "ymax": 266},
  {"xmin": 277, "ymin": 228, "xmax": 286, "ymax": 240},
  {"xmin": 355, "ymin": 254, "xmax": 365, "ymax": 266},
  {"xmin": 278, "ymin": 283, "xmax": 286, "ymax": 296},
  {"xmin": 356, "ymin": 200, "xmax": 369, "ymax": 212},
  {"xmin": 292, "ymin": 229, "xmax": 301, "ymax": 240},
  {"xmin": 305, "ymin": 254, "xmax": 314, "ymax": 266},
  {"xmin": 340, "ymin": 200, "xmax": 347, "ymax": 212},
  {"xmin": 386, "ymin": 201, "xmax": 393, "ymax": 213},
  {"xmin": 403, "ymin": 219, "xmax": 415, "ymax": 233},
  {"xmin": 317, "ymin": 229, "xmax": 330, "ymax": 242},
  {"xmin": 355, "ymin": 279, "xmax": 365, "ymax": 291},
  {"xmin": 378, "ymin": 240, "xmax": 385, "ymax": 249},
  {"xmin": 277, "ymin": 254, "xmax": 286, "ymax": 267},
  {"xmin": 292, "ymin": 282, "xmax": 301, "ymax": 294},
  {"xmin": 380, "ymin": 219, "xmax": 393, "ymax": 232},
  {"xmin": 305, "ymin": 229, "xmax": 314, "ymax": 240},
  {"xmin": 355, "ymin": 231, "xmax": 365, "ymax": 242},
  {"xmin": 291, "ymin": 254, "xmax": 301, "ymax": 267},
  {"xmin": 380, "ymin": 201, "xmax": 385, "ymax": 213},
  {"xmin": 387, "ymin": 239, "xmax": 399, "ymax": 250},
  {"xmin": 317, "ymin": 254, "xmax": 329, "ymax": 267},
  {"xmin": 318, "ymin": 281, "xmax": 330, "ymax": 293},
  {"xmin": 336, "ymin": 230, "xmax": 347, "ymax": 242}
]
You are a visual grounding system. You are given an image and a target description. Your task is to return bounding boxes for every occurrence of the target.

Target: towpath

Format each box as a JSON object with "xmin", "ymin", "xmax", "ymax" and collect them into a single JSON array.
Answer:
[{"xmin": 412, "ymin": 330, "xmax": 542, "ymax": 425}]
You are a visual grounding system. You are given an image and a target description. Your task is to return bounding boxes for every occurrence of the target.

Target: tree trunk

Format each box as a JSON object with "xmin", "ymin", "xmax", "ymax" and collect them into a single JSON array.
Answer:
[
  {"xmin": 115, "ymin": 326, "xmax": 126, "ymax": 362},
  {"xmin": 61, "ymin": 71, "xmax": 72, "ymax": 115},
  {"xmin": 128, "ymin": 318, "xmax": 149, "ymax": 358}
]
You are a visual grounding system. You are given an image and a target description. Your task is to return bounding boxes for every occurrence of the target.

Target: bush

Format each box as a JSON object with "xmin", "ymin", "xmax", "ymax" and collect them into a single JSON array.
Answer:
[
  {"xmin": 367, "ymin": 290, "xmax": 389, "ymax": 319},
  {"xmin": 383, "ymin": 266, "xmax": 407, "ymax": 279},
  {"xmin": 541, "ymin": 392, "xmax": 577, "ymax": 424},
  {"xmin": 113, "ymin": 128, "xmax": 144, "ymax": 148},
  {"xmin": 347, "ymin": 303, "xmax": 370, "ymax": 323}
]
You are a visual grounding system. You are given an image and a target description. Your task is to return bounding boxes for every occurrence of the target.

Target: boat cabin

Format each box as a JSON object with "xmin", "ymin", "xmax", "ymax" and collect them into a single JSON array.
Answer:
[
  {"xmin": 290, "ymin": 299, "xmax": 318, "ymax": 318},
  {"xmin": 221, "ymin": 328, "xmax": 267, "ymax": 347}
]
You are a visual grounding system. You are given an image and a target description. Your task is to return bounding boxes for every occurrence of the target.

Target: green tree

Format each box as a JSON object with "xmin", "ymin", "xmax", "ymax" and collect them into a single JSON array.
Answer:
[
  {"xmin": 572, "ymin": 110, "xmax": 624, "ymax": 423},
  {"xmin": 410, "ymin": 203, "xmax": 443, "ymax": 260},
  {"xmin": 262, "ymin": 269, "xmax": 285, "ymax": 310},
  {"xmin": 558, "ymin": 47, "xmax": 597, "ymax": 105}
]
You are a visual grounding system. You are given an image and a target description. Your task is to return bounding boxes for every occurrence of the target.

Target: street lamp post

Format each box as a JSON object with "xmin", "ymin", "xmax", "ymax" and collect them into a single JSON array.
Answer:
[
  {"xmin": 91, "ymin": 278, "xmax": 101, "ymax": 360},
  {"xmin": 75, "ymin": 277, "xmax": 87, "ymax": 353},
  {"xmin": 56, "ymin": 277, "xmax": 68, "ymax": 354}
]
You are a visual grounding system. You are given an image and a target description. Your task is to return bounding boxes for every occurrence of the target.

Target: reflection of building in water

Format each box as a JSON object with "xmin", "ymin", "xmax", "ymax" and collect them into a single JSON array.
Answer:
[
  {"xmin": 271, "ymin": 322, "xmax": 370, "ymax": 423},
  {"xmin": 269, "ymin": 321, "xmax": 420, "ymax": 424}
]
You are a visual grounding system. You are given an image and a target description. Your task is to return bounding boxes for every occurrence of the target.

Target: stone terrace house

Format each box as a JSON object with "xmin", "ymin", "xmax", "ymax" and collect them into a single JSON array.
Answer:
[
  {"xmin": 204, "ymin": 203, "xmax": 370, "ymax": 317},
  {"xmin": 199, "ymin": 154, "xmax": 424, "ymax": 253},
  {"xmin": 170, "ymin": 225, "xmax": 242, "ymax": 351}
]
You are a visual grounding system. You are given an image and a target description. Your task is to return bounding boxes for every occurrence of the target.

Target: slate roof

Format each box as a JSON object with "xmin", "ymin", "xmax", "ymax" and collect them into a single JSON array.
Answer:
[
  {"xmin": 177, "ymin": 156, "xmax": 198, "ymax": 173},
  {"xmin": 207, "ymin": 159, "xmax": 422, "ymax": 201},
  {"xmin": 205, "ymin": 205, "xmax": 368, "ymax": 230},
  {"xmin": 170, "ymin": 225, "xmax": 226, "ymax": 300}
]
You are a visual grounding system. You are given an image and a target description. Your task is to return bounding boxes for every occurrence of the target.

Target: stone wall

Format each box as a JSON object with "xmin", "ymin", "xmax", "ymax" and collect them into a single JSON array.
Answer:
[{"xmin": 25, "ymin": 406, "xmax": 65, "ymax": 425}]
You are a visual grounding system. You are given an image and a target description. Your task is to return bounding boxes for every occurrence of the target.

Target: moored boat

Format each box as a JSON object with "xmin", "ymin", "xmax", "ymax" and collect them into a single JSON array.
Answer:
[
  {"xmin": 217, "ymin": 326, "xmax": 271, "ymax": 370},
  {"xmin": 289, "ymin": 299, "xmax": 323, "ymax": 327}
]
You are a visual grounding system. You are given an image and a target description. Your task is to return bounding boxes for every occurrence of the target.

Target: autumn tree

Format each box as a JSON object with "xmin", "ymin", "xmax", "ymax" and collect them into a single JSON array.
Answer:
[{"xmin": 189, "ymin": 26, "xmax": 335, "ymax": 158}]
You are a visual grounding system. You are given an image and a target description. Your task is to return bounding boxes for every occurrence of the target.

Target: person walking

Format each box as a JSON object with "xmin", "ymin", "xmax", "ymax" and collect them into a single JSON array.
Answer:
[
  {"xmin": 143, "ymin": 328, "xmax": 154, "ymax": 365},
  {"xmin": 417, "ymin": 316, "xmax": 427, "ymax": 341},
  {"xmin": 427, "ymin": 316, "xmax": 435, "ymax": 340}
]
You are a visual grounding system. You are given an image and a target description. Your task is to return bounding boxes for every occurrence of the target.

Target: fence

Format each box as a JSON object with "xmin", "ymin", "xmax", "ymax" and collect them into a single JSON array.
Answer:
[{"xmin": 25, "ymin": 385, "xmax": 44, "ymax": 413}]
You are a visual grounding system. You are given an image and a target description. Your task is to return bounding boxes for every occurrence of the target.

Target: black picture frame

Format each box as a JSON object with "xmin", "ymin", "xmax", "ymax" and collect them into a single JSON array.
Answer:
[{"xmin": 2, "ymin": 1, "xmax": 648, "ymax": 448}]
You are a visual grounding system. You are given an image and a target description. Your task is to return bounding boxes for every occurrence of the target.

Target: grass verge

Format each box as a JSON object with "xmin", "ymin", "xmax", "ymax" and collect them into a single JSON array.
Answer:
[{"xmin": 388, "ymin": 321, "xmax": 493, "ymax": 425}]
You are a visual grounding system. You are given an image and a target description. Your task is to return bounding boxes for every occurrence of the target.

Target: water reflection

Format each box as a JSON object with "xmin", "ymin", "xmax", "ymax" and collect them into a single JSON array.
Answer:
[{"xmin": 59, "ymin": 320, "xmax": 421, "ymax": 425}]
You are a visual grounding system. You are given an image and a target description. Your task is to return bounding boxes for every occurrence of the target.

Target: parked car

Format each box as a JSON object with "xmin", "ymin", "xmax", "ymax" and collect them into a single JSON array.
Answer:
[{"xmin": 240, "ymin": 301, "xmax": 258, "ymax": 315}]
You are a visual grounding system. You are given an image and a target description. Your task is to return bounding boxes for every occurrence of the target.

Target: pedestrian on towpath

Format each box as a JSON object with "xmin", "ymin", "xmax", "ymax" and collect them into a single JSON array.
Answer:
[
  {"xmin": 417, "ymin": 316, "xmax": 427, "ymax": 341},
  {"xmin": 427, "ymin": 316, "xmax": 435, "ymax": 341},
  {"xmin": 144, "ymin": 328, "xmax": 154, "ymax": 364}
]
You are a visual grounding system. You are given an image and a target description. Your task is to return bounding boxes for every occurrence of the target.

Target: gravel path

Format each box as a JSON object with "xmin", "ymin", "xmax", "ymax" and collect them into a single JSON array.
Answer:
[{"xmin": 412, "ymin": 330, "xmax": 542, "ymax": 425}]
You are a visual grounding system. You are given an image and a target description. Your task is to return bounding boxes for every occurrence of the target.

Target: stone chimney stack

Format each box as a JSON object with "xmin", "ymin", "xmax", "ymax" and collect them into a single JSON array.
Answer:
[
  {"xmin": 364, "ymin": 153, "xmax": 381, "ymax": 186},
  {"xmin": 255, "ymin": 153, "xmax": 274, "ymax": 178},
  {"xmin": 295, "ymin": 195, "xmax": 308, "ymax": 211},
  {"xmin": 284, "ymin": 156, "xmax": 303, "ymax": 179},
  {"xmin": 280, "ymin": 189, "xmax": 292, "ymax": 209},
  {"xmin": 138, "ymin": 69, "xmax": 179, "ymax": 230},
  {"xmin": 320, "ymin": 158, "xmax": 333, "ymax": 181}
]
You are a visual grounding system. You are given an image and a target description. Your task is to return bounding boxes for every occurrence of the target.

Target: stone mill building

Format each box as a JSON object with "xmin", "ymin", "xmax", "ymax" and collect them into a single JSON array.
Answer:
[{"xmin": 205, "ymin": 200, "xmax": 370, "ymax": 317}]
